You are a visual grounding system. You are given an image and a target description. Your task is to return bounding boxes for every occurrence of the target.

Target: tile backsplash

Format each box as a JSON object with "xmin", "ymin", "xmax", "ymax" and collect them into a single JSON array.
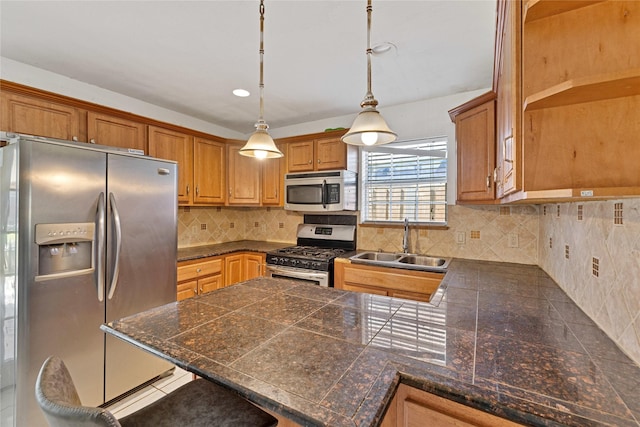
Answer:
[
  {"xmin": 357, "ymin": 204, "xmax": 538, "ymax": 265},
  {"xmin": 539, "ymin": 199, "xmax": 640, "ymax": 366},
  {"xmin": 178, "ymin": 204, "xmax": 539, "ymax": 264}
]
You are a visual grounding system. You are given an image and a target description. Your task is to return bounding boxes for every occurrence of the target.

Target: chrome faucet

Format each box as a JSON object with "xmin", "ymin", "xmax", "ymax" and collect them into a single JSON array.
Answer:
[{"xmin": 402, "ymin": 218, "xmax": 409, "ymax": 253}]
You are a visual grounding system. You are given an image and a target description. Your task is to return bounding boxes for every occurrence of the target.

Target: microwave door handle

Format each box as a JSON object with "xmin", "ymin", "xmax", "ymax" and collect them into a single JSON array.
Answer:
[{"xmin": 322, "ymin": 180, "xmax": 327, "ymax": 209}]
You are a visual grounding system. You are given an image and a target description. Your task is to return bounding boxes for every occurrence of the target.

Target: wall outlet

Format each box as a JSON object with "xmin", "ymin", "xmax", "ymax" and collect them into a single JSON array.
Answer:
[
  {"xmin": 508, "ymin": 233, "xmax": 519, "ymax": 248},
  {"xmin": 191, "ymin": 225, "xmax": 197, "ymax": 233},
  {"xmin": 456, "ymin": 231, "xmax": 466, "ymax": 244}
]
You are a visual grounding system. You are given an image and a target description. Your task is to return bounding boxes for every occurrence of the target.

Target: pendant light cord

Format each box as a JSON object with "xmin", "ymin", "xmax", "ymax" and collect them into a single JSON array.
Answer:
[
  {"xmin": 362, "ymin": 0, "xmax": 378, "ymax": 108},
  {"xmin": 258, "ymin": 0, "xmax": 266, "ymax": 125}
]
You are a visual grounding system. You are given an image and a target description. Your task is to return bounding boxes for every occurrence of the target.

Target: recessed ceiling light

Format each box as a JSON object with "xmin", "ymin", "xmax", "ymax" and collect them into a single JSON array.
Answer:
[
  {"xmin": 372, "ymin": 42, "xmax": 396, "ymax": 55},
  {"xmin": 233, "ymin": 89, "xmax": 250, "ymax": 97}
]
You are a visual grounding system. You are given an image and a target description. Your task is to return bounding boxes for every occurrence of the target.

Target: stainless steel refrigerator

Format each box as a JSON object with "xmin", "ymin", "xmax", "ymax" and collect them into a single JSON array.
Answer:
[{"xmin": 0, "ymin": 133, "xmax": 177, "ymax": 427}]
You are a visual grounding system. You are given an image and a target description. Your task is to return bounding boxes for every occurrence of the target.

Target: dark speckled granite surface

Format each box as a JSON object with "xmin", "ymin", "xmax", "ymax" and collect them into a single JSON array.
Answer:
[
  {"xmin": 177, "ymin": 240, "xmax": 291, "ymax": 261},
  {"xmin": 102, "ymin": 259, "xmax": 640, "ymax": 427}
]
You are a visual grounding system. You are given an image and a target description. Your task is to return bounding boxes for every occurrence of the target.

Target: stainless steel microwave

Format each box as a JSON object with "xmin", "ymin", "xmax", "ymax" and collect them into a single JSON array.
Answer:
[{"xmin": 284, "ymin": 170, "xmax": 357, "ymax": 212}]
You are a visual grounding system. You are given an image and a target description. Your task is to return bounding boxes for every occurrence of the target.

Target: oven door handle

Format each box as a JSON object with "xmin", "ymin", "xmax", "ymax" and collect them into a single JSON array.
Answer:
[
  {"xmin": 267, "ymin": 265, "xmax": 328, "ymax": 281},
  {"xmin": 321, "ymin": 179, "xmax": 327, "ymax": 209}
]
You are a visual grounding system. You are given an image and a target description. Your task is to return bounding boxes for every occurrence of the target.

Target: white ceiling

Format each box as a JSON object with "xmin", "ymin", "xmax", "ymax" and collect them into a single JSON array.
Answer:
[{"xmin": 0, "ymin": 0, "xmax": 497, "ymax": 135}]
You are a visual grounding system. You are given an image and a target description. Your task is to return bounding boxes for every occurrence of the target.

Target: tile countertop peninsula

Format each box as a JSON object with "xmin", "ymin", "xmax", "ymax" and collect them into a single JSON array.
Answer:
[
  {"xmin": 102, "ymin": 259, "xmax": 640, "ymax": 427},
  {"xmin": 177, "ymin": 240, "xmax": 291, "ymax": 262}
]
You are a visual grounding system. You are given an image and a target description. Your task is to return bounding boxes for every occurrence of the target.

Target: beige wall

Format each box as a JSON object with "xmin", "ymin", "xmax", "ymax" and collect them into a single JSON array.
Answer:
[{"xmin": 538, "ymin": 198, "xmax": 640, "ymax": 366}]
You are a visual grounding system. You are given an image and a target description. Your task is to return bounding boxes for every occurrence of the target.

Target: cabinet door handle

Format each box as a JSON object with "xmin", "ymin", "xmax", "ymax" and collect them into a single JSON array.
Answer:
[
  {"xmin": 90, "ymin": 138, "xmax": 96, "ymax": 144},
  {"xmin": 486, "ymin": 175, "xmax": 491, "ymax": 188},
  {"xmin": 318, "ymin": 159, "xmax": 321, "ymax": 164},
  {"xmin": 196, "ymin": 268, "xmax": 202, "ymax": 273},
  {"xmin": 72, "ymin": 136, "xmax": 78, "ymax": 142},
  {"xmin": 308, "ymin": 160, "xmax": 312, "ymax": 164},
  {"xmin": 186, "ymin": 184, "xmax": 190, "ymax": 195},
  {"xmin": 196, "ymin": 185, "xmax": 199, "ymax": 195}
]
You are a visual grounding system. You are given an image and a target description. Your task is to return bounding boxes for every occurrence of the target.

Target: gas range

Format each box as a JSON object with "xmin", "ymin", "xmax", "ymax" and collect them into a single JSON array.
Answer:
[
  {"xmin": 266, "ymin": 246, "xmax": 349, "ymax": 272},
  {"xmin": 265, "ymin": 224, "xmax": 356, "ymax": 287}
]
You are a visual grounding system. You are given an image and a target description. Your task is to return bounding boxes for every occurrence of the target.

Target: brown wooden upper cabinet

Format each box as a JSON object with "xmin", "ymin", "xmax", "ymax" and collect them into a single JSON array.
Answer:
[
  {"xmin": 449, "ymin": 92, "xmax": 496, "ymax": 204},
  {"xmin": 261, "ymin": 145, "xmax": 284, "ymax": 206},
  {"xmin": 87, "ymin": 112, "xmax": 147, "ymax": 153},
  {"xmin": 514, "ymin": 0, "xmax": 640, "ymax": 201},
  {"xmin": 227, "ymin": 143, "xmax": 261, "ymax": 205},
  {"xmin": 193, "ymin": 137, "xmax": 226, "ymax": 205},
  {"xmin": 495, "ymin": 0, "xmax": 521, "ymax": 198},
  {"xmin": 452, "ymin": 0, "xmax": 640, "ymax": 204},
  {"xmin": 0, "ymin": 92, "xmax": 83, "ymax": 141},
  {"xmin": 148, "ymin": 125, "xmax": 194, "ymax": 205},
  {"xmin": 285, "ymin": 131, "xmax": 357, "ymax": 173}
]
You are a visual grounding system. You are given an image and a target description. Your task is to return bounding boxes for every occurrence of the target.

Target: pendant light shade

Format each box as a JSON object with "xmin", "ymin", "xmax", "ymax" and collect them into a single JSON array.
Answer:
[
  {"xmin": 239, "ymin": 0, "xmax": 283, "ymax": 159},
  {"xmin": 341, "ymin": 105, "xmax": 397, "ymax": 146},
  {"xmin": 241, "ymin": 121, "xmax": 282, "ymax": 159},
  {"xmin": 342, "ymin": 0, "xmax": 396, "ymax": 146}
]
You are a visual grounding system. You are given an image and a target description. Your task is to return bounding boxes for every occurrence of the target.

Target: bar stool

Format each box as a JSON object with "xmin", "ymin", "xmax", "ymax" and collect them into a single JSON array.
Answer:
[{"xmin": 35, "ymin": 356, "xmax": 278, "ymax": 427}]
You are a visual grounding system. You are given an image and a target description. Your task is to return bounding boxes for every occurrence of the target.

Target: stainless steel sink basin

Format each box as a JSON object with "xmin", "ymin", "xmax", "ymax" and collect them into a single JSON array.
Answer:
[
  {"xmin": 398, "ymin": 255, "xmax": 447, "ymax": 268},
  {"xmin": 352, "ymin": 252, "xmax": 403, "ymax": 262},
  {"xmin": 349, "ymin": 251, "xmax": 450, "ymax": 272}
]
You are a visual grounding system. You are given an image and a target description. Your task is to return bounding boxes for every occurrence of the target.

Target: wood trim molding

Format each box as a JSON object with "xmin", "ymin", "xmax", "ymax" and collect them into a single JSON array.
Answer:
[
  {"xmin": 0, "ymin": 79, "xmax": 226, "ymax": 142},
  {"xmin": 447, "ymin": 91, "xmax": 496, "ymax": 122},
  {"xmin": 274, "ymin": 128, "xmax": 348, "ymax": 145},
  {"xmin": 493, "ymin": 0, "xmax": 508, "ymax": 92}
]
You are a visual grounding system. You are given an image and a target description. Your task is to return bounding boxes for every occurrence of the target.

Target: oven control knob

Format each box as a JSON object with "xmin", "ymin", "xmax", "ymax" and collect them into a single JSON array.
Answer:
[{"xmin": 300, "ymin": 261, "xmax": 309, "ymax": 269}]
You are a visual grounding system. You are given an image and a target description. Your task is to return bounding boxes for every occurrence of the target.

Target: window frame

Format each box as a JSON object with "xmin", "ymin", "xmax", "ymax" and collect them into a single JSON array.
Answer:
[{"xmin": 359, "ymin": 136, "xmax": 448, "ymax": 226}]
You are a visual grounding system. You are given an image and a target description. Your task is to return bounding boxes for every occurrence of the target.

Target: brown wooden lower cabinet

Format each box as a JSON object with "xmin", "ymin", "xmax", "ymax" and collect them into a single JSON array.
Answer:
[
  {"xmin": 382, "ymin": 384, "xmax": 524, "ymax": 427},
  {"xmin": 176, "ymin": 257, "xmax": 224, "ymax": 301},
  {"xmin": 334, "ymin": 259, "xmax": 443, "ymax": 303},
  {"xmin": 178, "ymin": 252, "xmax": 265, "ymax": 299},
  {"xmin": 224, "ymin": 252, "xmax": 265, "ymax": 287}
]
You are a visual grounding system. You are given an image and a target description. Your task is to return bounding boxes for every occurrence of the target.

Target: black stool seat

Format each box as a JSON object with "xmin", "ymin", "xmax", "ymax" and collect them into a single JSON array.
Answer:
[{"xmin": 36, "ymin": 356, "xmax": 277, "ymax": 427}]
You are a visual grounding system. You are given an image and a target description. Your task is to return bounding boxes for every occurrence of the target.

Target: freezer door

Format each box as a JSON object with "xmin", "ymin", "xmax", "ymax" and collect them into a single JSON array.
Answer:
[
  {"xmin": 16, "ymin": 140, "xmax": 106, "ymax": 427},
  {"xmin": 104, "ymin": 154, "xmax": 177, "ymax": 401}
]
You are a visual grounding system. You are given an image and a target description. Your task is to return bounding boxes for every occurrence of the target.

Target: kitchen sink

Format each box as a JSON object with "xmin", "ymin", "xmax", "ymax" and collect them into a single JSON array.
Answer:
[
  {"xmin": 398, "ymin": 255, "xmax": 447, "ymax": 268},
  {"xmin": 353, "ymin": 252, "xmax": 404, "ymax": 262},
  {"xmin": 349, "ymin": 252, "xmax": 450, "ymax": 272}
]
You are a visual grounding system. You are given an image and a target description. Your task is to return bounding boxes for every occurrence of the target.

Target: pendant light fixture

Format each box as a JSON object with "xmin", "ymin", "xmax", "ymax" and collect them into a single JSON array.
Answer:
[
  {"xmin": 342, "ymin": 0, "xmax": 397, "ymax": 146},
  {"xmin": 239, "ymin": 0, "xmax": 283, "ymax": 159}
]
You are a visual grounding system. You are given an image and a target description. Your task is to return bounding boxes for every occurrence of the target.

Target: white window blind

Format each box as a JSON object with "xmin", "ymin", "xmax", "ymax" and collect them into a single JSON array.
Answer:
[{"xmin": 361, "ymin": 137, "xmax": 447, "ymax": 224}]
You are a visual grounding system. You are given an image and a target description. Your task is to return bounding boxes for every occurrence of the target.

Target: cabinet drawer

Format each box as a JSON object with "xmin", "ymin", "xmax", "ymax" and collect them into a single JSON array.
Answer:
[
  {"xmin": 177, "ymin": 258, "xmax": 223, "ymax": 282},
  {"xmin": 342, "ymin": 265, "xmax": 442, "ymax": 295},
  {"xmin": 342, "ymin": 283, "xmax": 389, "ymax": 296}
]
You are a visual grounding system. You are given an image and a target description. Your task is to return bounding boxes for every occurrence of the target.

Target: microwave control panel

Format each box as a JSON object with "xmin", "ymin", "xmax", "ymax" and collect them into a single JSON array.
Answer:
[{"xmin": 326, "ymin": 184, "xmax": 340, "ymax": 203}]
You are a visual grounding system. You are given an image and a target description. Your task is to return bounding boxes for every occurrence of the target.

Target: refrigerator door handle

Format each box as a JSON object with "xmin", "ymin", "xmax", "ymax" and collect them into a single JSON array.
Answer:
[
  {"xmin": 107, "ymin": 193, "xmax": 123, "ymax": 300},
  {"xmin": 96, "ymin": 192, "xmax": 106, "ymax": 302}
]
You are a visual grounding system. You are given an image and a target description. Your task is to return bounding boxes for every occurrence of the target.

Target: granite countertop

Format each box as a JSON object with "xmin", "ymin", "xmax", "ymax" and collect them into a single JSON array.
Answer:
[
  {"xmin": 102, "ymin": 259, "xmax": 640, "ymax": 427},
  {"xmin": 177, "ymin": 240, "xmax": 292, "ymax": 262}
]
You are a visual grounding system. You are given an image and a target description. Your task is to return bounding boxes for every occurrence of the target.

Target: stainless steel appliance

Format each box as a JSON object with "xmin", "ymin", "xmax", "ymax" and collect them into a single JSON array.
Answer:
[
  {"xmin": 284, "ymin": 170, "xmax": 357, "ymax": 212},
  {"xmin": 265, "ymin": 223, "xmax": 356, "ymax": 287},
  {"xmin": 0, "ymin": 133, "xmax": 177, "ymax": 427}
]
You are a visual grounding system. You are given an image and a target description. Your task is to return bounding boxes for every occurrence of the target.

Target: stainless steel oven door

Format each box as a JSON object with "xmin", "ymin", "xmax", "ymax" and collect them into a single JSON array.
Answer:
[{"xmin": 265, "ymin": 265, "xmax": 329, "ymax": 287}]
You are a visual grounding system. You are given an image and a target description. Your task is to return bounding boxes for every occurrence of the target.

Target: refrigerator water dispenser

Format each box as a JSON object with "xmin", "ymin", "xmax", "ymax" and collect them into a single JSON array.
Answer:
[{"xmin": 35, "ymin": 222, "xmax": 95, "ymax": 280}]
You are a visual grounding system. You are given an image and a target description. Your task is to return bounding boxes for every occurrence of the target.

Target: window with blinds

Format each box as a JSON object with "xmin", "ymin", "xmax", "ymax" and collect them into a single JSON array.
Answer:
[{"xmin": 360, "ymin": 137, "xmax": 448, "ymax": 224}]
